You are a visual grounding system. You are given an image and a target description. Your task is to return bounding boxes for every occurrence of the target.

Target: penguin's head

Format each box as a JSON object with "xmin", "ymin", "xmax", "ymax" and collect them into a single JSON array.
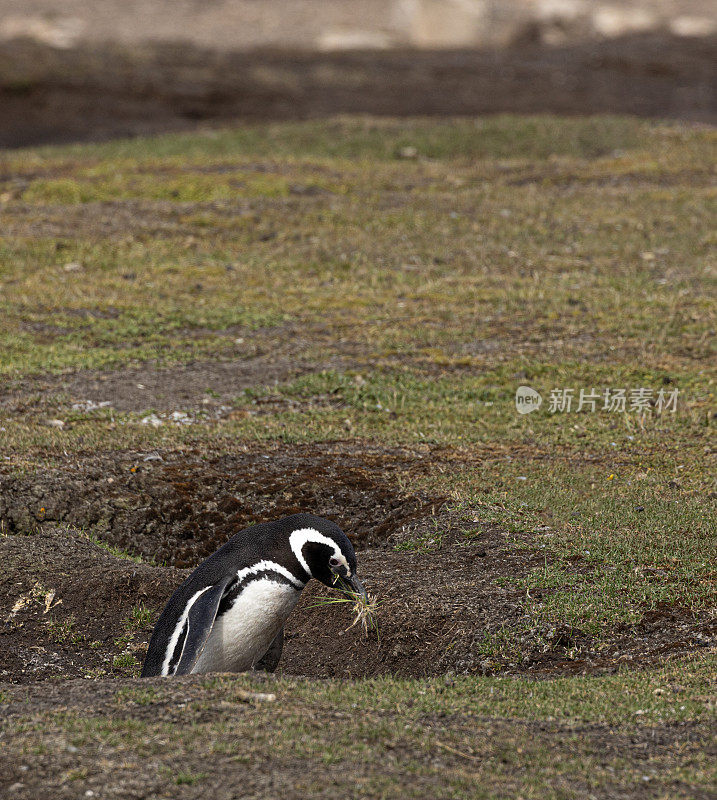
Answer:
[{"xmin": 287, "ymin": 515, "xmax": 366, "ymax": 600}]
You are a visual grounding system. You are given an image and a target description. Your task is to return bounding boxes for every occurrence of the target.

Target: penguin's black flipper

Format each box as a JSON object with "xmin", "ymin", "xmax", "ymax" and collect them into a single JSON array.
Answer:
[
  {"xmin": 254, "ymin": 626, "xmax": 284, "ymax": 673},
  {"xmin": 174, "ymin": 580, "xmax": 231, "ymax": 676}
]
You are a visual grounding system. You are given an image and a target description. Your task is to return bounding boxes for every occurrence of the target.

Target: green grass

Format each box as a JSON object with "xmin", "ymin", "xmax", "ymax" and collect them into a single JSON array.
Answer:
[
  {"xmin": 1, "ymin": 655, "xmax": 715, "ymax": 798},
  {"xmin": 0, "ymin": 142, "xmax": 713, "ymax": 639},
  {"xmin": 78, "ymin": 529, "xmax": 146, "ymax": 564},
  {"xmin": 1, "ymin": 117, "xmax": 714, "ymax": 376},
  {"xmin": 111, "ymin": 652, "xmax": 137, "ymax": 670},
  {"xmin": 45, "ymin": 614, "xmax": 85, "ymax": 645},
  {"xmin": 114, "ymin": 687, "xmax": 161, "ymax": 706},
  {"xmin": 108, "ymin": 605, "xmax": 154, "ymax": 666},
  {"xmin": 0, "ymin": 117, "xmax": 715, "ymax": 795},
  {"xmin": 124, "ymin": 603, "xmax": 152, "ymax": 629},
  {"xmin": 16, "ymin": 115, "xmax": 658, "ymax": 162},
  {"xmin": 174, "ymin": 771, "xmax": 208, "ymax": 786},
  {"xmin": 281, "ymin": 652, "xmax": 716, "ymax": 722}
]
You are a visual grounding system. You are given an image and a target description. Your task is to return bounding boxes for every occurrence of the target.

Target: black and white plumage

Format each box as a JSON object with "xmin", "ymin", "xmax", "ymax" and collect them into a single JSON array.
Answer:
[{"xmin": 141, "ymin": 513, "xmax": 365, "ymax": 678}]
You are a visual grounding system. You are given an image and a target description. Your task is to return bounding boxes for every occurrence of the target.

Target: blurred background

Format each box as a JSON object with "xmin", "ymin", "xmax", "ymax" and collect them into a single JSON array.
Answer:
[{"xmin": 1, "ymin": 0, "xmax": 715, "ymax": 147}]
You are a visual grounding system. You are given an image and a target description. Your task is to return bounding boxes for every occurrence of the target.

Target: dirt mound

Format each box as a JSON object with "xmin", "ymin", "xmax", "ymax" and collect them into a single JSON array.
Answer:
[
  {"xmin": 2, "ymin": 448, "xmax": 713, "ymax": 684},
  {"xmin": 0, "ymin": 530, "xmax": 183, "ymax": 683},
  {"xmin": 286, "ymin": 541, "xmax": 716, "ymax": 679},
  {"xmin": 0, "ymin": 521, "xmax": 549, "ymax": 683},
  {"xmin": 2, "ymin": 524, "xmax": 712, "ymax": 685},
  {"xmin": 0, "ymin": 444, "xmax": 445, "ymax": 567}
]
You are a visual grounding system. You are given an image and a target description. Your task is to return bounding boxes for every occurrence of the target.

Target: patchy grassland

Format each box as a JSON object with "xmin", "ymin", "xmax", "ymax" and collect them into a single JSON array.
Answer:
[
  {"xmin": 1, "ymin": 656, "xmax": 715, "ymax": 799},
  {"xmin": 0, "ymin": 116, "xmax": 715, "ymax": 798},
  {"xmin": 1, "ymin": 117, "xmax": 714, "ymax": 374}
]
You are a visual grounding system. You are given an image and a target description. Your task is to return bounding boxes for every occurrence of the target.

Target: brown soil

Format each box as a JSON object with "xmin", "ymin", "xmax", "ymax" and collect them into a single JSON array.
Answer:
[
  {"xmin": 1, "ymin": 33, "xmax": 715, "ymax": 148},
  {"xmin": 0, "ymin": 529, "xmax": 183, "ymax": 683},
  {"xmin": 1, "ymin": 445, "xmax": 713, "ymax": 684},
  {"xmin": 0, "ymin": 444, "xmax": 446, "ymax": 566},
  {"xmin": 0, "ymin": 324, "xmax": 360, "ymax": 415}
]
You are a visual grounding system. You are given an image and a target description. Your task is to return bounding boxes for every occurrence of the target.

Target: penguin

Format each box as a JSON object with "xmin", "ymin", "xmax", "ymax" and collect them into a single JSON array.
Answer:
[{"xmin": 141, "ymin": 513, "xmax": 366, "ymax": 677}]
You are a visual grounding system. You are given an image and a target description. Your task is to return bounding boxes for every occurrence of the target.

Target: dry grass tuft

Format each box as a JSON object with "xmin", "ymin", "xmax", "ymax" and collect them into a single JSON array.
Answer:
[{"xmin": 309, "ymin": 588, "xmax": 380, "ymax": 638}]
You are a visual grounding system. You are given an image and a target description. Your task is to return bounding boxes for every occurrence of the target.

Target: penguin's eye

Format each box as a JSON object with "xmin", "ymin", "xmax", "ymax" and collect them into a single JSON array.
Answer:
[{"xmin": 329, "ymin": 556, "xmax": 341, "ymax": 569}]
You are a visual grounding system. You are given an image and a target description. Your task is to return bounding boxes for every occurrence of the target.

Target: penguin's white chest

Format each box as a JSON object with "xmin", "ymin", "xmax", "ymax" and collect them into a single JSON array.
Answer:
[{"xmin": 191, "ymin": 579, "xmax": 301, "ymax": 674}]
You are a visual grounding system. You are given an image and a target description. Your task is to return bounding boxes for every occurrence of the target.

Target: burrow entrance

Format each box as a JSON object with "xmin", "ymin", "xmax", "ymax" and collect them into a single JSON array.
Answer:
[{"xmin": 1, "ymin": 444, "xmax": 712, "ymax": 683}]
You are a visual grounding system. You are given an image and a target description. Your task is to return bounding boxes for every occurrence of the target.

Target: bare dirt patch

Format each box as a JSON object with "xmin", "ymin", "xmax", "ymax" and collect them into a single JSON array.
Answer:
[
  {"xmin": 6, "ymin": 355, "xmax": 319, "ymax": 414},
  {"xmin": 0, "ymin": 529, "xmax": 182, "ymax": 683},
  {"xmin": 1, "ymin": 356, "xmax": 311, "ymax": 414},
  {"xmin": 0, "ymin": 324, "xmax": 357, "ymax": 414},
  {"xmin": 1, "ymin": 444, "xmax": 713, "ymax": 684}
]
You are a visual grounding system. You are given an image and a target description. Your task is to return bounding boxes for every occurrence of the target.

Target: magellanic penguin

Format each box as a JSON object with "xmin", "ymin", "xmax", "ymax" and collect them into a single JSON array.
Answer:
[{"xmin": 141, "ymin": 513, "xmax": 366, "ymax": 677}]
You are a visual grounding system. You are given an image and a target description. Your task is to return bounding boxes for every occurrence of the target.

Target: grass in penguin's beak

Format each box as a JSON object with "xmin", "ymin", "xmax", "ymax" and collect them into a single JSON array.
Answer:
[
  {"xmin": 337, "ymin": 574, "xmax": 367, "ymax": 603},
  {"xmin": 308, "ymin": 575, "xmax": 379, "ymax": 638}
]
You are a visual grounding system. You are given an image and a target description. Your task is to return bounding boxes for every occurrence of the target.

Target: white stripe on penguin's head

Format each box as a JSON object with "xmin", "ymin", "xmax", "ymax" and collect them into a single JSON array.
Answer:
[{"xmin": 289, "ymin": 527, "xmax": 350, "ymax": 579}]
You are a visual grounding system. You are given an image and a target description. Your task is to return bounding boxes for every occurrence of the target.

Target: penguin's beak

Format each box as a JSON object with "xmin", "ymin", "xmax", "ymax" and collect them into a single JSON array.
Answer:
[{"xmin": 334, "ymin": 573, "xmax": 367, "ymax": 602}]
